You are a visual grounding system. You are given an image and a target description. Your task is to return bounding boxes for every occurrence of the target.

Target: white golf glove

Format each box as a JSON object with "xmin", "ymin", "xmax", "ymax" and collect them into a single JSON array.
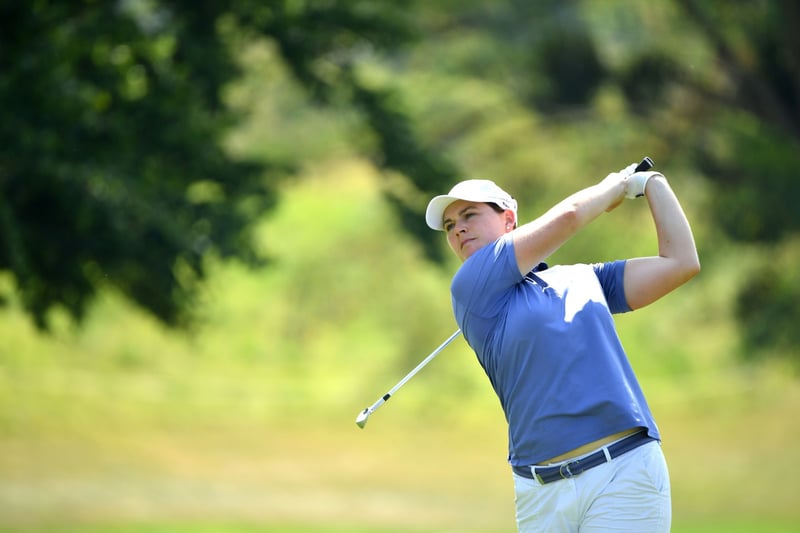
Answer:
[
  {"xmin": 618, "ymin": 162, "xmax": 638, "ymax": 177},
  {"xmin": 625, "ymin": 171, "xmax": 663, "ymax": 199}
]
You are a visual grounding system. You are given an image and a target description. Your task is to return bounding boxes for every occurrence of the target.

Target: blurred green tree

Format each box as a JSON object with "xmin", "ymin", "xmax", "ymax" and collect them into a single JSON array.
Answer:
[
  {"xmin": 672, "ymin": 0, "xmax": 800, "ymax": 359},
  {"xmin": 2, "ymin": 0, "xmax": 798, "ymax": 363},
  {"xmin": 0, "ymin": 0, "xmax": 457, "ymax": 328},
  {"xmin": 401, "ymin": 0, "xmax": 800, "ymax": 361}
]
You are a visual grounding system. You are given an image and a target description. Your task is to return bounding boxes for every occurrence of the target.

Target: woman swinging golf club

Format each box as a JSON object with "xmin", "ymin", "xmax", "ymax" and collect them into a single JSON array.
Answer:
[{"xmin": 425, "ymin": 159, "xmax": 699, "ymax": 532}]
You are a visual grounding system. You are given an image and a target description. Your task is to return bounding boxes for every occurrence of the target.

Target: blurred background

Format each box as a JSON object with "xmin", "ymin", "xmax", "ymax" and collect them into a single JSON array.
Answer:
[{"xmin": 1, "ymin": 1, "xmax": 799, "ymax": 532}]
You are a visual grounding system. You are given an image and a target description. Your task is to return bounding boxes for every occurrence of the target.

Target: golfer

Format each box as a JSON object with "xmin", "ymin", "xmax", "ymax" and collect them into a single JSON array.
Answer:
[{"xmin": 425, "ymin": 163, "xmax": 699, "ymax": 532}]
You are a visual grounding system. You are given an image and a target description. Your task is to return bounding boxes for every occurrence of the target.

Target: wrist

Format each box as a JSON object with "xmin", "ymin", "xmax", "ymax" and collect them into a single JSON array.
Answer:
[
  {"xmin": 643, "ymin": 173, "xmax": 667, "ymax": 196},
  {"xmin": 625, "ymin": 171, "xmax": 663, "ymax": 199}
]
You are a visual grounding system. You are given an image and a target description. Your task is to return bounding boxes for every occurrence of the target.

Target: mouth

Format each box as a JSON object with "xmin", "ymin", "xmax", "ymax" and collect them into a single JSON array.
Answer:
[{"xmin": 460, "ymin": 237, "xmax": 476, "ymax": 250}]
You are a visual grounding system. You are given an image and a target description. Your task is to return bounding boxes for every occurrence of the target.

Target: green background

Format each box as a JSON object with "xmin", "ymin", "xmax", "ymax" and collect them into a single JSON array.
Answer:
[{"xmin": 2, "ymin": 1, "xmax": 799, "ymax": 532}]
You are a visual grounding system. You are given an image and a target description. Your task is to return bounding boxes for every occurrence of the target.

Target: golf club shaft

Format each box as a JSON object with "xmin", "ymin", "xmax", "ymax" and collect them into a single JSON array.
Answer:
[
  {"xmin": 364, "ymin": 329, "xmax": 462, "ymax": 413},
  {"xmin": 357, "ymin": 157, "xmax": 652, "ymax": 428}
]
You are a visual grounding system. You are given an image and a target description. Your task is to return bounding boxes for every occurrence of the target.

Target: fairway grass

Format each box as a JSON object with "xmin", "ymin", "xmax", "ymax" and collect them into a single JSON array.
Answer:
[
  {"xmin": 1, "ymin": 521, "xmax": 799, "ymax": 533},
  {"xmin": 2, "ymin": 358, "xmax": 799, "ymax": 533},
  {"xmin": 1, "ymin": 397, "xmax": 799, "ymax": 533},
  {"xmin": 2, "ymin": 359, "xmax": 799, "ymax": 532},
  {"xmin": 1, "ymin": 269, "xmax": 799, "ymax": 532}
]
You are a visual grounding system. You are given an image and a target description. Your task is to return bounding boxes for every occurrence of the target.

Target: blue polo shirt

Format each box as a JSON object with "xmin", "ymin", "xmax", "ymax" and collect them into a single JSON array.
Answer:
[{"xmin": 451, "ymin": 233, "xmax": 659, "ymax": 466}]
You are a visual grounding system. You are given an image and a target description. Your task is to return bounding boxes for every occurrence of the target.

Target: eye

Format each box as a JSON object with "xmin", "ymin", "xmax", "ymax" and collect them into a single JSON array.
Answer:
[{"xmin": 444, "ymin": 222, "xmax": 455, "ymax": 232}]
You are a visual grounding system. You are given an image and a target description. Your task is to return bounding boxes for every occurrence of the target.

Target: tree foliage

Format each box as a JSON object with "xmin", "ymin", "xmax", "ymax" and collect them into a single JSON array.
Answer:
[
  {"xmin": 1, "ymin": 1, "xmax": 798, "ymax": 363},
  {"xmin": 670, "ymin": 1, "xmax": 800, "ymax": 358},
  {"xmin": 399, "ymin": 0, "xmax": 800, "ymax": 361},
  {"xmin": 0, "ymin": 0, "xmax": 455, "ymax": 327},
  {"xmin": 0, "ymin": 1, "xmax": 271, "ymax": 326}
]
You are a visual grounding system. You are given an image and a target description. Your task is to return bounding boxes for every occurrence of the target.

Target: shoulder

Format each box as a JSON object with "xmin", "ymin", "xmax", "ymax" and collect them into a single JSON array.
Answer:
[
  {"xmin": 451, "ymin": 234, "xmax": 522, "ymax": 322},
  {"xmin": 453, "ymin": 234, "xmax": 519, "ymax": 291}
]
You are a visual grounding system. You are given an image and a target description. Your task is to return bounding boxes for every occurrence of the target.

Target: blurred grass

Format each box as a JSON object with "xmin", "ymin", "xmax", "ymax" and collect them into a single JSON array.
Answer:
[
  {"xmin": 1, "ymin": 160, "xmax": 799, "ymax": 532},
  {"xmin": 0, "ymin": 524, "xmax": 416, "ymax": 533},
  {"xmin": 1, "ymin": 518, "xmax": 798, "ymax": 532}
]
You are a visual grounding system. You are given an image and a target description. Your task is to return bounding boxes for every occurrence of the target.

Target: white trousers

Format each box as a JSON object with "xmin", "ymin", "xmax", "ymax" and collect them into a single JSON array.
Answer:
[{"xmin": 513, "ymin": 441, "xmax": 671, "ymax": 532}]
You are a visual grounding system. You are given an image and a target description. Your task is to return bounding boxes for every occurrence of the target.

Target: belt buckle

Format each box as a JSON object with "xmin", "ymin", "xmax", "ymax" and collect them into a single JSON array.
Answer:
[{"xmin": 559, "ymin": 459, "xmax": 579, "ymax": 479}]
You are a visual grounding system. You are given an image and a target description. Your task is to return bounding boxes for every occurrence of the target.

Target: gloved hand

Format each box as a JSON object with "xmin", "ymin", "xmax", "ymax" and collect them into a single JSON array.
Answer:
[
  {"xmin": 625, "ymin": 171, "xmax": 663, "ymax": 199},
  {"xmin": 618, "ymin": 162, "xmax": 638, "ymax": 177}
]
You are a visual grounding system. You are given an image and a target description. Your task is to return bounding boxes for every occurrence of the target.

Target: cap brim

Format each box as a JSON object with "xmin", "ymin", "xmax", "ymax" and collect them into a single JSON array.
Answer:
[{"xmin": 425, "ymin": 195, "xmax": 460, "ymax": 231}]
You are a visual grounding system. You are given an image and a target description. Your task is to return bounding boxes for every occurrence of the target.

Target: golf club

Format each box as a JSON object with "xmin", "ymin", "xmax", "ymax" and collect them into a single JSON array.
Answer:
[
  {"xmin": 355, "ymin": 157, "xmax": 652, "ymax": 430},
  {"xmin": 634, "ymin": 156, "xmax": 654, "ymax": 173},
  {"xmin": 355, "ymin": 329, "xmax": 462, "ymax": 428}
]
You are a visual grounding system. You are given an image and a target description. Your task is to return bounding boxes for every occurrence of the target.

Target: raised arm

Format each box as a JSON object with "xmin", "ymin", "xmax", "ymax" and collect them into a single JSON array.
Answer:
[
  {"xmin": 623, "ymin": 175, "xmax": 700, "ymax": 310},
  {"xmin": 511, "ymin": 171, "xmax": 628, "ymax": 275}
]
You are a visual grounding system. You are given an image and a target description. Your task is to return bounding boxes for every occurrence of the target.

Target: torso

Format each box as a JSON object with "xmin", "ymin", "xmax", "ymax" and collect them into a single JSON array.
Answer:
[{"xmin": 451, "ymin": 236, "xmax": 660, "ymax": 466}]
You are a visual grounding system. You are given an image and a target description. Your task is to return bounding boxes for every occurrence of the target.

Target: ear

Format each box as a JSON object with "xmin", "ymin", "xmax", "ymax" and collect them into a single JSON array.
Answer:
[{"xmin": 504, "ymin": 210, "xmax": 516, "ymax": 231}]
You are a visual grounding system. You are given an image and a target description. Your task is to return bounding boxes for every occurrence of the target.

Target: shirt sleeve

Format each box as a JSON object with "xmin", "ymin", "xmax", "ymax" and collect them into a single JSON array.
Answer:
[{"xmin": 593, "ymin": 260, "xmax": 631, "ymax": 314}]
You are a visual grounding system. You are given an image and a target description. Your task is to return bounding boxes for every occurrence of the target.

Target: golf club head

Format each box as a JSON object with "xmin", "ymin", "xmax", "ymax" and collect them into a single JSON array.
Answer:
[{"xmin": 355, "ymin": 408, "xmax": 370, "ymax": 429}]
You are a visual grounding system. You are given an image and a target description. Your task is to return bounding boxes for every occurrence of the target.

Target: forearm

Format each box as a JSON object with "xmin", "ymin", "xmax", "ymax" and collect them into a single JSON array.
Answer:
[
  {"xmin": 569, "ymin": 174, "xmax": 628, "ymax": 225},
  {"xmin": 646, "ymin": 175, "xmax": 700, "ymax": 270},
  {"xmin": 512, "ymin": 175, "xmax": 625, "ymax": 274},
  {"xmin": 623, "ymin": 174, "xmax": 700, "ymax": 309}
]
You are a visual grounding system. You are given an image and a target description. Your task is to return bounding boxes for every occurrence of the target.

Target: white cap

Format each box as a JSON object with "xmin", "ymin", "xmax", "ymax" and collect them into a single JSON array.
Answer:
[{"xmin": 425, "ymin": 179, "xmax": 518, "ymax": 231}]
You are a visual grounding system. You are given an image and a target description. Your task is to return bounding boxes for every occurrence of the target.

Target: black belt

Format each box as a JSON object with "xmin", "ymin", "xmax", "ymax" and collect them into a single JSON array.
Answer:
[{"xmin": 512, "ymin": 431, "xmax": 654, "ymax": 485}]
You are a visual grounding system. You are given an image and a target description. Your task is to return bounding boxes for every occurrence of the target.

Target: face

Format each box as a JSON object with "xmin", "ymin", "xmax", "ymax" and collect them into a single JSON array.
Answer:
[{"xmin": 442, "ymin": 200, "xmax": 514, "ymax": 261}]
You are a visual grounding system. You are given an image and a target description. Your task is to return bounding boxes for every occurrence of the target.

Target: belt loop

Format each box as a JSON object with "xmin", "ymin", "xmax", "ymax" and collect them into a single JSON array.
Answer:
[{"xmin": 602, "ymin": 446, "xmax": 612, "ymax": 462}]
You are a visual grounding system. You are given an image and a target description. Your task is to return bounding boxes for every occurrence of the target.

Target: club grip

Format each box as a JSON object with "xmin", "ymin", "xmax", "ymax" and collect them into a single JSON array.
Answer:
[{"xmin": 634, "ymin": 157, "xmax": 654, "ymax": 172}]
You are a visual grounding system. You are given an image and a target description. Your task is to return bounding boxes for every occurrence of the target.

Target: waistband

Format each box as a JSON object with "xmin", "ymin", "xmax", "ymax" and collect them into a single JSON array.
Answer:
[{"xmin": 512, "ymin": 430, "xmax": 654, "ymax": 485}]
